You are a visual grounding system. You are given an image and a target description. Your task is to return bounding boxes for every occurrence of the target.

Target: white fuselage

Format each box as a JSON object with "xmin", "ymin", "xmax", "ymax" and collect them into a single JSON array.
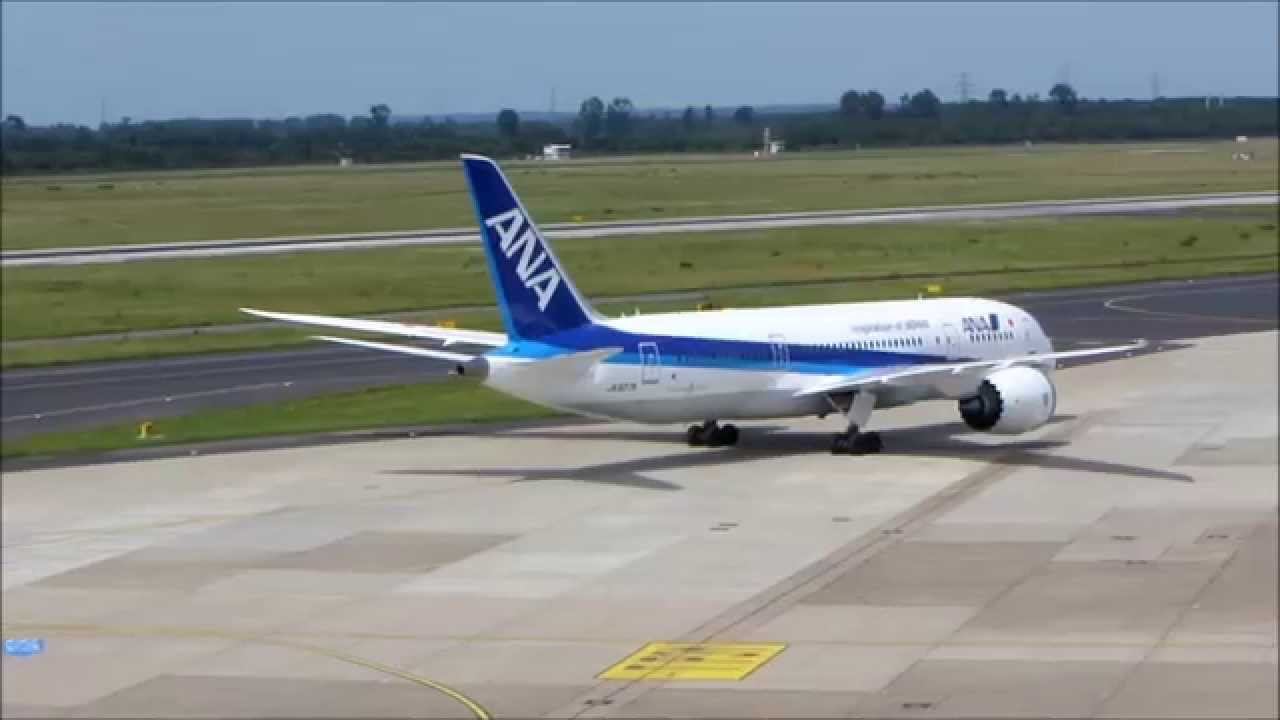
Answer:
[{"xmin": 482, "ymin": 297, "xmax": 1053, "ymax": 423}]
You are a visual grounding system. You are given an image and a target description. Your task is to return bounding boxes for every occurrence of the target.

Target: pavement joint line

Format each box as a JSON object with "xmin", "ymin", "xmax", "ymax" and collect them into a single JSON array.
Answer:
[
  {"xmin": 1084, "ymin": 523, "xmax": 1255, "ymax": 717},
  {"xmin": 563, "ymin": 414, "xmax": 1101, "ymax": 718},
  {"xmin": 0, "ymin": 621, "xmax": 493, "ymax": 720},
  {"xmin": 871, "ymin": 423, "xmax": 1125, "ymax": 708},
  {"xmin": 4, "ymin": 514, "xmax": 250, "ymax": 548}
]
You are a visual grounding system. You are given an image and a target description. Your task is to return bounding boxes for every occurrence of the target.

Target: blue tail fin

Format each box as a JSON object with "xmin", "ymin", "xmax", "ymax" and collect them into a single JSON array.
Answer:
[{"xmin": 461, "ymin": 154, "xmax": 596, "ymax": 340}]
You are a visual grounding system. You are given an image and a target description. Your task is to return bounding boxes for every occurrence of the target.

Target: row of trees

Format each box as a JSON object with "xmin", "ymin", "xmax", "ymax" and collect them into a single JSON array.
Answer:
[
  {"xmin": 2, "ymin": 85, "xmax": 1275, "ymax": 174},
  {"xmin": 566, "ymin": 97, "xmax": 756, "ymax": 150}
]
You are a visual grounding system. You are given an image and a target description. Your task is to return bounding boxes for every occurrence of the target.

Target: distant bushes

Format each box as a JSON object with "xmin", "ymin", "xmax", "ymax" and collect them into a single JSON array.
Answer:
[{"xmin": 1, "ymin": 96, "xmax": 1275, "ymax": 175}]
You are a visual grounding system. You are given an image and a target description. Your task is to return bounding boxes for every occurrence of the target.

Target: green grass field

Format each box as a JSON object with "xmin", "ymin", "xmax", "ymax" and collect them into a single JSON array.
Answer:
[
  {"xmin": 4, "ymin": 209, "xmax": 1277, "ymax": 347},
  {"xmin": 0, "ymin": 382, "xmax": 555, "ymax": 460},
  {"xmin": 5, "ymin": 252, "xmax": 1277, "ymax": 371},
  {"xmin": 3, "ymin": 139, "xmax": 1275, "ymax": 250}
]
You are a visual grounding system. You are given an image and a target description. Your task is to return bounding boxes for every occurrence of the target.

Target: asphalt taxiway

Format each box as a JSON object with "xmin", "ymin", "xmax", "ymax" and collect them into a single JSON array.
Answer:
[
  {"xmin": 3, "ymin": 273, "xmax": 1276, "ymax": 441},
  {"xmin": 3, "ymin": 328, "xmax": 1275, "ymax": 718}
]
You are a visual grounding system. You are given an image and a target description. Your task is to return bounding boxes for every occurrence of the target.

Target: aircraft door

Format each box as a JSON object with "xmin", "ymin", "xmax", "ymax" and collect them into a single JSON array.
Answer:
[
  {"xmin": 639, "ymin": 341, "xmax": 661, "ymax": 384},
  {"xmin": 942, "ymin": 323, "xmax": 964, "ymax": 360},
  {"xmin": 769, "ymin": 333, "xmax": 790, "ymax": 369}
]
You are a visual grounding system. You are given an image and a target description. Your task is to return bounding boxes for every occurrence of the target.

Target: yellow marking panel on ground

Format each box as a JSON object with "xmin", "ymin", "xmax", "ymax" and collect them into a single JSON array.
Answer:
[{"xmin": 598, "ymin": 642, "xmax": 786, "ymax": 680}]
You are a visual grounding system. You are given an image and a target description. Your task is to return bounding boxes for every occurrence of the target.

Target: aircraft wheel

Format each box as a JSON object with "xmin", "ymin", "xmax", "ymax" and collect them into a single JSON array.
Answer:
[
  {"xmin": 686, "ymin": 425, "xmax": 705, "ymax": 447},
  {"xmin": 717, "ymin": 424, "xmax": 740, "ymax": 447},
  {"xmin": 853, "ymin": 432, "xmax": 883, "ymax": 454},
  {"xmin": 832, "ymin": 431, "xmax": 882, "ymax": 455}
]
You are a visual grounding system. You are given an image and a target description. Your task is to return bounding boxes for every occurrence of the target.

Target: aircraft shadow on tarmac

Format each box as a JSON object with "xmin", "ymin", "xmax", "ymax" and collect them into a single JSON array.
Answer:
[{"xmin": 385, "ymin": 415, "xmax": 1192, "ymax": 491}]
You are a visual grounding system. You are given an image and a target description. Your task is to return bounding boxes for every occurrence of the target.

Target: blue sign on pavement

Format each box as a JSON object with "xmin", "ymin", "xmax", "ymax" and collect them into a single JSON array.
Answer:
[{"xmin": 3, "ymin": 638, "xmax": 45, "ymax": 656}]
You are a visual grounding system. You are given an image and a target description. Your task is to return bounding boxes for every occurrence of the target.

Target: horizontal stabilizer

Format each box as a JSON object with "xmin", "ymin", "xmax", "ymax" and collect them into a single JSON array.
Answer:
[
  {"xmin": 509, "ymin": 346, "xmax": 622, "ymax": 382},
  {"xmin": 311, "ymin": 335, "xmax": 474, "ymax": 363}
]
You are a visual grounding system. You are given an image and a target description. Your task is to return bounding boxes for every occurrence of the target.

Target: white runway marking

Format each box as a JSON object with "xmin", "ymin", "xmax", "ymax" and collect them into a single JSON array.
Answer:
[
  {"xmin": 4, "ymin": 191, "xmax": 1274, "ymax": 267},
  {"xmin": 1103, "ymin": 278, "xmax": 1279, "ymax": 324},
  {"xmin": 1, "ymin": 381, "xmax": 292, "ymax": 423}
]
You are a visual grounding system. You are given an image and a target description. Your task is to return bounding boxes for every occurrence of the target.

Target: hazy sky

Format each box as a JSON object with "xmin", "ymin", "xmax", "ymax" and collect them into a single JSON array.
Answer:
[{"xmin": 3, "ymin": 2, "xmax": 1277, "ymax": 125}]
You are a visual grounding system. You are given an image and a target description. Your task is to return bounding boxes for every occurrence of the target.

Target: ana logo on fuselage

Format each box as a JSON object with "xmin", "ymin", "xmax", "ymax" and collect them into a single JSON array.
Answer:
[
  {"xmin": 484, "ymin": 208, "xmax": 562, "ymax": 312},
  {"xmin": 962, "ymin": 313, "xmax": 1001, "ymax": 334}
]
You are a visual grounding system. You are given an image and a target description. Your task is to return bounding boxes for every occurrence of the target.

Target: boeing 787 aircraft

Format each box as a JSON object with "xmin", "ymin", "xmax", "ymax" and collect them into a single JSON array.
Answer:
[{"xmin": 244, "ymin": 154, "xmax": 1145, "ymax": 454}]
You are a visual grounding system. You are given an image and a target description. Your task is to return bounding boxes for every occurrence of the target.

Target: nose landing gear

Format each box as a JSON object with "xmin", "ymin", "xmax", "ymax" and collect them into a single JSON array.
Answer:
[{"xmin": 686, "ymin": 420, "xmax": 739, "ymax": 447}]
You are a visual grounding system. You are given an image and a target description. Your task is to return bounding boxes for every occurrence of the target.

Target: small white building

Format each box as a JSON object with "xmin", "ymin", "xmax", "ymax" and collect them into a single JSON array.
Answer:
[
  {"xmin": 760, "ymin": 127, "xmax": 784, "ymax": 156},
  {"xmin": 542, "ymin": 144, "xmax": 572, "ymax": 160}
]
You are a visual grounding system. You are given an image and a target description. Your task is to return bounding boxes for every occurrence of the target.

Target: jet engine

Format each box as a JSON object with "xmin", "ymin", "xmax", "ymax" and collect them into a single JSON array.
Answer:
[{"xmin": 958, "ymin": 366, "xmax": 1056, "ymax": 434}]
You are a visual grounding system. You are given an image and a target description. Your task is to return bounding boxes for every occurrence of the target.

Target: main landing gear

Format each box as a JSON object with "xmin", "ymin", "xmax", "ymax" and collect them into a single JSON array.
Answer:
[
  {"xmin": 830, "ymin": 390, "xmax": 883, "ymax": 455},
  {"xmin": 686, "ymin": 420, "xmax": 739, "ymax": 447},
  {"xmin": 831, "ymin": 428, "xmax": 883, "ymax": 455}
]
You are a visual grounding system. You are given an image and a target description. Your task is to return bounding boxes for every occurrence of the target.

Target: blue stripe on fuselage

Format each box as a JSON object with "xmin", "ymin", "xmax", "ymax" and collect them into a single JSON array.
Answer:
[{"xmin": 485, "ymin": 323, "xmax": 952, "ymax": 375}]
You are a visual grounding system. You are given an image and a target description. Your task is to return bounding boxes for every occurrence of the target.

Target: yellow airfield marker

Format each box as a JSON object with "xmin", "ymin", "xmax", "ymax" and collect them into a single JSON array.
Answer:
[{"xmin": 598, "ymin": 641, "xmax": 786, "ymax": 681}]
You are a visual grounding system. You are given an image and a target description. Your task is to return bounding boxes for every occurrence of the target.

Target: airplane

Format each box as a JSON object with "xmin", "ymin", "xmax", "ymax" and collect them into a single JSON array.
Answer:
[{"xmin": 243, "ymin": 154, "xmax": 1146, "ymax": 455}]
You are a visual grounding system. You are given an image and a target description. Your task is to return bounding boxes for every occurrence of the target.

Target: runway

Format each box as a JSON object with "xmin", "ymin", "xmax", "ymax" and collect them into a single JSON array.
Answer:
[
  {"xmin": 2, "ymin": 274, "xmax": 1276, "ymax": 443},
  {"xmin": 3, "ymin": 328, "xmax": 1276, "ymax": 718},
  {"xmin": 3, "ymin": 191, "xmax": 1274, "ymax": 266}
]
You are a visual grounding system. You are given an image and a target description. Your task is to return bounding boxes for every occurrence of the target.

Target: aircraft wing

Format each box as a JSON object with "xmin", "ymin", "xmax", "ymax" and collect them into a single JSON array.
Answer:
[
  {"xmin": 310, "ymin": 335, "xmax": 476, "ymax": 363},
  {"xmin": 794, "ymin": 339, "xmax": 1148, "ymax": 397},
  {"xmin": 241, "ymin": 308, "xmax": 507, "ymax": 347}
]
